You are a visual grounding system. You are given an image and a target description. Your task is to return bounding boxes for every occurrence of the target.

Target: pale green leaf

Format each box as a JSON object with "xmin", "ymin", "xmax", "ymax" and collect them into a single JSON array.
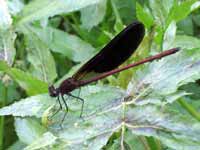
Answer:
[
  {"xmin": 163, "ymin": 21, "xmax": 176, "ymax": 49},
  {"xmin": 49, "ymin": 104, "xmax": 200, "ymax": 150},
  {"xmin": 24, "ymin": 132, "xmax": 57, "ymax": 150},
  {"xmin": 25, "ymin": 26, "xmax": 96, "ymax": 62},
  {"xmin": 81, "ymin": 0, "xmax": 107, "ymax": 30},
  {"xmin": 0, "ymin": 85, "xmax": 124, "ymax": 118},
  {"xmin": 7, "ymin": 0, "xmax": 24, "ymax": 15},
  {"xmin": 0, "ymin": 94, "xmax": 52, "ymax": 117},
  {"xmin": 191, "ymin": 1, "xmax": 200, "ymax": 10},
  {"xmin": 178, "ymin": 16, "xmax": 194, "ymax": 35},
  {"xmin": 111, "ymin": 0, "xmax": 136, "ymax": 24},
  {"xmin": 0, "ymin": 0, "xmax": 12, "ymax": 29},
  {"xmin": 0, "ymin": 30, "xmax": 16, "ymax": 65},
  {"xmin": 149, "ymin": 0, "xmax": 168, "ymax": 26},
  {"xmin": 17, "ymin": 0, "xmax": 102, "ymax": 25},
  {"xmin": 126, "ymin": 105, "xmax": 200, "ymax": 150},
  {"xmin": 124, "ymin": 130, "xmax": 148, "ymax": 150},
  {"xmin": 172, "ymin": 35, "xmax": 200, "ymax": 49},
  {"xmin": 22, "ymin": 26, "xmax": 57, "ymax": 83},
  {"xmin": 15, "ymin": 118, "xmax": 46, "ymax": 144}
]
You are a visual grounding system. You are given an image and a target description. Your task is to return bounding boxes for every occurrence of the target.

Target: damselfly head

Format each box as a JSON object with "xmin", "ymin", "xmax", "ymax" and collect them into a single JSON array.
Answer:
[{"xmin": 48, "ymin": 85, "xmax": 59, "ymax": 97}]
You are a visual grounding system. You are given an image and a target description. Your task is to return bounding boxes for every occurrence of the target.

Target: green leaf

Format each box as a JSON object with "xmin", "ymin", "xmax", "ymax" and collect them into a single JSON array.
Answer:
[
  {"xmin": 0, "ymin": 60, "xmax": 9, "ymax": 71},
  {"xmin": 7, "ymin": 141, "xmax": 26, "ymax": 150},
  {"xmin": 162, "ymin": 0, "xmax": 174, "ymax": 14},
  {"xmin": 81, "ymin": 0, "xmax": 107, "ymax": 30},
  {"xmin": 0, "ymin": 94, "xmax": 52, "ymax": 117},
  {"xmin": 14, "ymin": 118, "xmax": 46, "ymax": 145},
  {"xmin": 136, "ymin": 2, "xmax": 154, "ymax": 29},
  {"xmin": 24, "ymin": 132, "xmax": 57, "ymax": 150},
  {"xmin": 177, "ymin": 16, "xmax": 194, "ymax": 35},
  {"xmin": 145, "ymin": 136, "xmax": 161, "ymax": 150},
  {"xmin": 0, "ymin": 80, "xmax": 20, "ymax": 104},
  {"xmin": 124, "ymin": 130, "xmax": 149, "ymax": 150},
  {"xmin": 172, "ymin": 35, "xmax": 200, "ymax": 49},
  {"xmin": 191, "ymin": 1, "xmax": 200, "ymax": 10},
  {"xmin": 147, "ymin": 0, "xmax": 174, "ymax": 47},
  {"xmin": 41, "ymin": 104, "xmax": 200, "ymax": 150},
  {"xmin": 110, "ymin": 0, "xmax": 124, "ymax": 32},
  {"xmin": 0, "ymin": 30, "xmax": 16, "ymax": 65},
  {"xmin": 16, "ymin": 0, "xmax": 103, "ymax": 25},
  {"xmin": 0, "ymin": 85, "xmax": 124, "ymax": 118},
  {"xmin": 181, "ymin": 83, "xmax": 200, "ymax": 100},
  {"xmin": 0, "ymin": 0, "xmax": 12, "ymax": 29},
  {"xmin": 193, "ymin": 13, "xmax": 200, "ymax": 26},
  {"xmin": 112, "ymin": 0, "xmax": 136, "ymax": 24},
  {"xmin": 25, "ymin": 26, "xmax": 96, "ymax": 62},
  {"xmin": 127, "ymin": 48, "xmax": 200, "ymax": 105},
  {"xmin": 7, "ymin": 0, "xmax": 24, "ymax": 15},
  {"xmin": 167, "ymin": 0, "xmax": 197, "ymax": 26},
  {"xmin": 163, "ymin": 21, "xmax": 176, "ymax": 49},
  {"xmin": 51, "ymin": 104, "xmax": 200, "ymax": 150},
  {"xmin": 22, "ymin": 25, "xmax": 57, "ymax": 83},
  {"xmin": 153, "ymin": 25, "xmax": 164, "ymax": 47},
  {"xmin": 0, "ymin": 60, "xmax": 48, "ymax": 95},
  {"xmin": 126, "ymin": 105, "xmax": 200, "ymax": 150},
  {"xmin": 148, "ymin": 0, "xmax": 168, "ymax": 27}
]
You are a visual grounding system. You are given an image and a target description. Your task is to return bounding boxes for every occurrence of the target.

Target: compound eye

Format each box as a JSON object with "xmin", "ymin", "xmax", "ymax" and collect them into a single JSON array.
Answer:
[{"xmin": 48, "ymin": 85, "xmax": 58, "ymax": 97}]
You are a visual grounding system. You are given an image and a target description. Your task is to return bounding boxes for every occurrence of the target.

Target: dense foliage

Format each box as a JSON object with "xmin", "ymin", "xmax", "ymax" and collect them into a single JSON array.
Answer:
[{"xmin": 0, "ymin": 0, "xmax": 200, "ymax": 149}]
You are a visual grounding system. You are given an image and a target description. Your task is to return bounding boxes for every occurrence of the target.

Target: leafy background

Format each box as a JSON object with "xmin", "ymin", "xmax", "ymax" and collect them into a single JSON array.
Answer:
[{"xmin": 0, "ymin": 0, "xmax": 200, "ymax": 150}]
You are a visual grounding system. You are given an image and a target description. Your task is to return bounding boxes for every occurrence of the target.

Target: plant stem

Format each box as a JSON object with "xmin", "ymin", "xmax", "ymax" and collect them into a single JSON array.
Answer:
[
  {"xmin": 146, "ymin": 137, "xmax": 162, "ymax": 150},
  {"xmin": 121, "ymin": 102, "xmax": 126, "ymax": 150},
  {"xmin": 0, "ymin": 84, "xmax": 7, "ymax": 150},
  {"xmin": 70, "ymin": 13, "xmax": 79, "ymax": 27},
  {"xmin": 110, "ymin": 0, "xmax": 123, "ymax": 30},
  {"xmin": 178, "ymin": 98, "xmax": 200, "ymax": 122}
]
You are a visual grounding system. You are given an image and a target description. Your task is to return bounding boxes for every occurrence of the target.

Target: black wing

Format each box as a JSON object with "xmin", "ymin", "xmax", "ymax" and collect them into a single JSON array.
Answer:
[{"xmin": 73, "ymin": 21, "xmax": 145, "ymax": 80}]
